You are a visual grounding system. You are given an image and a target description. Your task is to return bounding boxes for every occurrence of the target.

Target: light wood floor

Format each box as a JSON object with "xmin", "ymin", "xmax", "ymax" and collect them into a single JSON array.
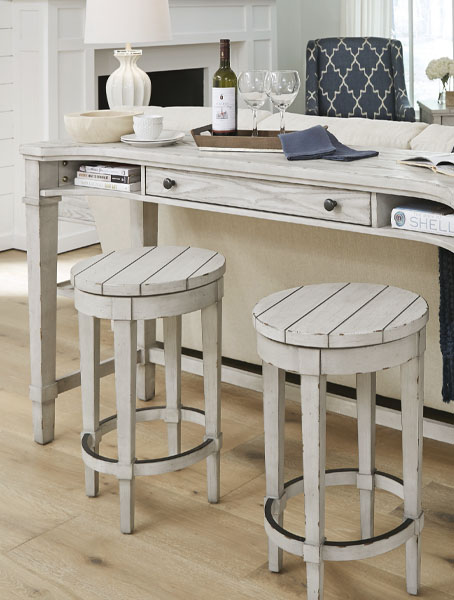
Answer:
[{"xmin": 0, "ymin": 247, "xmax": 453, "ymax": 600}]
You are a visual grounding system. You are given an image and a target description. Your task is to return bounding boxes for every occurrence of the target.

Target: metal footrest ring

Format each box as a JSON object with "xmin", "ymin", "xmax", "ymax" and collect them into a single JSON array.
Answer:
[
  {"xmin": 81, "ymin": 406, "xmax": 219, "ymax": 477},
  {"xmin": 264, "ymin": 468, "xmax": 423, "ymax": 562}
]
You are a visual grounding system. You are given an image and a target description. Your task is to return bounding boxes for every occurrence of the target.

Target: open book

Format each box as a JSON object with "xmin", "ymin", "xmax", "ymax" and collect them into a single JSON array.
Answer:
[{"xmin": 400, "ymin": 153, "xmax": 454, "ymax": 177}]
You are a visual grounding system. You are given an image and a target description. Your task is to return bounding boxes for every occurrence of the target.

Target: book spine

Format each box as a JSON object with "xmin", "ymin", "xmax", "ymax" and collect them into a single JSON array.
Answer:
[
  {"xmin": 83, "ymin": 165, "xmax": 140, "ymax": 176},
  {"xmin": 77, "ymin": 171, "xmax": 140, "ymax": 184},
  {"xmin": 74, "ymin": 178, "xmax": 141, "ymax": 192},
  {"xmin": 82, "ymin": 165, "xmax": 105, "ymax": 174},
  {"xmin": 391, "ymin": 207, "xmax": 454, "ymax": 237},
  {"xmin": 77, "ymin": 172, "xmax": 110, "ymax": 181}
]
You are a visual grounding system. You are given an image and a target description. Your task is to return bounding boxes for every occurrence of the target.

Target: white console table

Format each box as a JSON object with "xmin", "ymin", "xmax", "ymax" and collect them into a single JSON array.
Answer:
[{"xmin": 20, "ymin": 137, "xmax": 454, "ymax": 445}]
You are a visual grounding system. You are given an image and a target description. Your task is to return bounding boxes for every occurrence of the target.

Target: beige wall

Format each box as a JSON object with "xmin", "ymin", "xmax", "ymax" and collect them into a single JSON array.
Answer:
[{"xmin": 90, "ymin": 197, "xmax": 450, "ymax": 415}]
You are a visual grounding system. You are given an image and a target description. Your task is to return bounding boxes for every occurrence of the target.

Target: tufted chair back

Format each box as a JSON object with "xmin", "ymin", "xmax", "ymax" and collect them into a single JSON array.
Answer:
[{"xmin": 306, "ymin": 37, "xmax": 415, "ymax": 122}]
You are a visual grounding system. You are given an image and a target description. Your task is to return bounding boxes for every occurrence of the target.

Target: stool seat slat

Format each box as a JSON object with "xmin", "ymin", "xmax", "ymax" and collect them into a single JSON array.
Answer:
[
  {"xmin": 187, "ymin": 253, "xmax": 227, "ymax": 290},
  {"xmin": 71, "ymin": 247, "xmax": 155, "ymax": 295},
  {"xmin": 329, "ymin": 286, "xmax": 426, "ymax": 348},
  {"xmin": 141, "ymin": 247, "xmax": 218, "ymax": 295},
  {"xmin": 253, "ymin": 283, "xmax": 348, "ymax": 343},
  {"xmin": 103, "ymin": 246, "xmax": 187, "ymax": 296},
  {"xmin": 252, "ymin": 286, "xmax": 302, "ymax": 319},
  {"xmin": 70, "ymin": 250, "xmax": 115, "ymax": 279},
  {"xmin": 383, "ymin": 297, "xmax": 429, "ymax": 343},
  {"xmin": 286, "ymin": 283, "xmax": 387, "ymax": 347}
]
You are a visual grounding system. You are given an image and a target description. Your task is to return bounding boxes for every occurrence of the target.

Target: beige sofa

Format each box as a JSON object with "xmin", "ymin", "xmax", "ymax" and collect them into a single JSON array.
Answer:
[{"xmin": 89, "ymin": 107, "xmax": 454, "ymax": 414}]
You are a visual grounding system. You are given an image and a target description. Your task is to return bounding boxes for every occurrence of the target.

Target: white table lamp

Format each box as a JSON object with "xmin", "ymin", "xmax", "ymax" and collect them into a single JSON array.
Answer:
[{"xmin": 84, "ymin": 0, "xmax": 172, "ymax": 108}]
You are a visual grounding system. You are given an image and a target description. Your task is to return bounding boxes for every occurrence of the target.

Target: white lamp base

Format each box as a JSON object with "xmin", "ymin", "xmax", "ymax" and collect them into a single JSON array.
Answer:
[{"xmin": 106, "ymin": 49, "xmax": 151, "ymax": 108}]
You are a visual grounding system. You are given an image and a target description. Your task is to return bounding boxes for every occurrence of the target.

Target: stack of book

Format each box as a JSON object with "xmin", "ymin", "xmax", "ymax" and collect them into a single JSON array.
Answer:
[{"xmin": 74, "ymin": 164, "xmax": 141, "ymax": 192}]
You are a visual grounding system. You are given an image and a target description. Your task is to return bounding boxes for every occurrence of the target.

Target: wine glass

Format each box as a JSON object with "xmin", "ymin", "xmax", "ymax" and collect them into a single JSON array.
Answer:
[
  {"xmin": 266, "ymin": 70, "xmax": 301, "ymax": 134},
  {"xmin": 238, "ymin": 70, "xmax": 269, "ymax": 137}
]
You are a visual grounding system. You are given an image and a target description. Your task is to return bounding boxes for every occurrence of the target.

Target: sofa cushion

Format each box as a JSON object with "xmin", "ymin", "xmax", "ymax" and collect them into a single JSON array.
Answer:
[
  {"xmin": 410, "ymin": 124, "xmax": 454, "ymax": 152},
  {"xmin": 259, "ymin": 113, "xmax": 427, "ymax": 149},
  {"xmin": 116, "ymin": 105, "xmax": 271, "ymax": 133}
]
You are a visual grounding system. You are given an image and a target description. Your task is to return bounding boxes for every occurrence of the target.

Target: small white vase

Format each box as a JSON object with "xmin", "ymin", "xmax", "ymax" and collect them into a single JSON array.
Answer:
[{"xmin": 106, "ymin": 49, "xmax": 151, "ymax": 108}]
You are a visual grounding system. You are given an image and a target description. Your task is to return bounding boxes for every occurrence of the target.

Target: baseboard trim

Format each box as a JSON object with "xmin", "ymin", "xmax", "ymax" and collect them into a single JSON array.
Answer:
[{"xmin": 149, "ymin": 347, "xmax": 454, "ymax": 446}]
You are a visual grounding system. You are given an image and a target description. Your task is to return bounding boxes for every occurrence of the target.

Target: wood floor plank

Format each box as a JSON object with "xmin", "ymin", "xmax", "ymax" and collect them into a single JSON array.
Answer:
[
  {"xmin": 0, "ymin": 552, "xmax": 80, "ymax": 599},
  {"xmin": 6, "ymin": 514, "xmax": 278, "ymax": 600}
]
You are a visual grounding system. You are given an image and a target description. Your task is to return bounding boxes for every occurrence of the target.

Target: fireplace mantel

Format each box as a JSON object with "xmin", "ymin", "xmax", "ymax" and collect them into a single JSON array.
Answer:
[{"xmin": 8, "ymin": 0, "xmax": 276, "ymax": 252}]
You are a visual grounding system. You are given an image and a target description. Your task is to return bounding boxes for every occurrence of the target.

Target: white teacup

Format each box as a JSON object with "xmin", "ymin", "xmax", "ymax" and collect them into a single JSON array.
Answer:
[{"xmin": 133, "ymin": 114, "xmax": 163, "ymax": 140}]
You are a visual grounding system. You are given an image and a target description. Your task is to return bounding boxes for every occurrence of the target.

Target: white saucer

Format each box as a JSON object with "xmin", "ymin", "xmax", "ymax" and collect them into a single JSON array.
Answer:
[{"xmin": 121, "ymin": 130, "xmax": 185, "ymax": 147}]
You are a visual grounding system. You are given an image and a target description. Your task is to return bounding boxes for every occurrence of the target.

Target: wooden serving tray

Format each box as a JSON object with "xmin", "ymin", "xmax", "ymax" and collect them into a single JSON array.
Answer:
[{"xmin": 191, "ymin": 124, "xmax": 288, "ymax": 152}]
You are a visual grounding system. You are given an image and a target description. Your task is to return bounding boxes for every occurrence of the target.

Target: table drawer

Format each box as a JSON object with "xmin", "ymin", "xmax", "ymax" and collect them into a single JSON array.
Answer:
[{"xmin": 145, "ymin": 168, "xmax": 371, "ymax": 226}]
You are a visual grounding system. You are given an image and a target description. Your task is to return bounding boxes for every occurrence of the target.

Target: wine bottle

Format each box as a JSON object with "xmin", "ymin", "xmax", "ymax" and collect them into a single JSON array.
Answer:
[{"xmin": 212, "ymin": 39, "xmax": 238, "ymax": 136}]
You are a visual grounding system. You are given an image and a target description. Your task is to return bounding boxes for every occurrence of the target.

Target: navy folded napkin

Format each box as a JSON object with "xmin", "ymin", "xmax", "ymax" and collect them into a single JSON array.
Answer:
[
  {"xmin": 279, "ymin": 125, "xmax": 379, "ymax": 162},
  {"xmin": 278, "ymin": 125, "xmax": 335, "ymax": 160}
]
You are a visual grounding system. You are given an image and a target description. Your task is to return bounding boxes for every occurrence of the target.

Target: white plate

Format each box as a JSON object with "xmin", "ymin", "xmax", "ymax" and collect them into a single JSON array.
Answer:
[{"xmin": 121, "ymin": 131, "xmax": 185, "ymax": 147}]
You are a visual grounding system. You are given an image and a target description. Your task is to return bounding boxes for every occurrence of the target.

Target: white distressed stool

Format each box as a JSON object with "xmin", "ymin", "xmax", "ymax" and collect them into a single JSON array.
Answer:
[
  {"xmin": 253, "ymin": 283, "xmax": 428, "ymax": 600},
  {"xmin": 71, "ymin": 246, "xmax": 225, "ymax": 534}
]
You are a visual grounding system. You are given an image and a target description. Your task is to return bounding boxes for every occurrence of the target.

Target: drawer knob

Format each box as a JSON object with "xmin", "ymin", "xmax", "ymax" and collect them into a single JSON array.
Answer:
[
  {"xmin": 324, "ymin": 198, "xmax": 337, "ymax": 212},
  {"xmin": 163, "ymin": 178, "xmax": 176, "ymax": 190}
]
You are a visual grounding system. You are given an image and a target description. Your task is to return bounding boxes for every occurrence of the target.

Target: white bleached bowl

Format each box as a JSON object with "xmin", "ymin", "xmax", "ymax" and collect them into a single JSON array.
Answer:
[{"xmin": 64, "ymin": 109, "xmax": 143, "ymax": 144}]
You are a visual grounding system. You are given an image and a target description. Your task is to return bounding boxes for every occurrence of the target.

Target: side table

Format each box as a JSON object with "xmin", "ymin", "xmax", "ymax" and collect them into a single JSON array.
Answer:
[{"xmin": 418, "ymin": 99, "xmax": 454, "ymax": 126}]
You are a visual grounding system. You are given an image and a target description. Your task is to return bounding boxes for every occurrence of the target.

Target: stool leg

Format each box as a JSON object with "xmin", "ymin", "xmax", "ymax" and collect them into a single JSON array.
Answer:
[
  {"xmin": 164, "ymin": 316, "xmax": 182, "ymax": 455},
  {"xmin": 137, "ymin": 320, "xmax": 156, "ymax": 401},
  {"xmin": 78, "ymin": 313, "xmax": 100, "ymax": 497},
  {"xmin": 356, "ymin": 372, "xmax": 376, "ymax": 539},
  {"xmin": 201, "ymin": 300, "xmax": 222, "ymax": 504},
  {"xmin": 114, "ymin": 320, "xmax": 137, "ymax": 534},
  {"xmin": 263, "ymin": 361, "xmax": 285, "ymax": 573},
  {"xmin": 401, "ymin": 350, "xmax": 424, "ymax": 595},
  {"xmin": 301, "ymin": 374, "xmax": 326, "ymax": 600},
  {"xmin": 130, "ymin": 199, "xmax": 158, "ymax": 403}
]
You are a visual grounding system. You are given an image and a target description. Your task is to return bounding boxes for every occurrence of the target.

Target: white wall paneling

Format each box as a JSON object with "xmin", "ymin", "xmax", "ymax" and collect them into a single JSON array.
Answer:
[
  {"xmin": 0, "ymin": 56, "xmax": 12, "ymax": 84},
  {"xmin": 0, "ymin": 111, "xmax": 13, "ymax": 138},
  {"xmin": 0, "ymin": 28, "xmax": 12, "ymax": 55},
  {"xmin": 0, "ymin": 0, "xmax": 13, "ymax": 25},
  {"xmin": 0, "ymin": 137, "xmax": 13, "ymax": 165},
  {"xmin": 0, "ymin": 0, "xmax": 14, "ymax": 250},
  {"xmin": 0, "ymin": 81, "xmax": 13, "ymax": 111}
]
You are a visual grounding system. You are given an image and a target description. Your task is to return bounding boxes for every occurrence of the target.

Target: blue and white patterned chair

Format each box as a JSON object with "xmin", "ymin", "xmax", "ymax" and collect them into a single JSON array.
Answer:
[{"xmin": 306, "ymin": 37, "xmax": 415, "ymax": 122}]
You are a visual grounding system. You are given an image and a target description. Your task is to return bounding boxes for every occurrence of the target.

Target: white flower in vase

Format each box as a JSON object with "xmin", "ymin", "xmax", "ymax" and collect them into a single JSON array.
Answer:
[{"xmin": 426, "ymin": 57, "xmax": 454, "ymax": 103}]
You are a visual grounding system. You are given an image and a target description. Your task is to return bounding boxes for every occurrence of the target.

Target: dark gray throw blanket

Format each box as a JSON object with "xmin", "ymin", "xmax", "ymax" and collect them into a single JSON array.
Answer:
[
  {"xmin": 439, "ymin": 248, "xmax": 454, "ymax": 403},
  {"xmin": 279, "ymin": 125, "xmax": 379, "ymax": 161}
]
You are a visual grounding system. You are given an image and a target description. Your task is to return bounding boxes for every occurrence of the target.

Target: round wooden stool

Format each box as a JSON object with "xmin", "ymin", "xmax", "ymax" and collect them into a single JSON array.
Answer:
[
  {"xmin": 71, "ymin": 246, "xmax": 225, "ymax": 534},
  {"xmin": 253, "ymin": 283, "xmax": 428, "ymax": 600}
]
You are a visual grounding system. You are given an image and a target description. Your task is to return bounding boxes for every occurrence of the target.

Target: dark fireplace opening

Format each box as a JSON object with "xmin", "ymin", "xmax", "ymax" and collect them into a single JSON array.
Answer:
[{"xmin": 98, "ymin": 67, "xmax": 204, "ymax": 109}]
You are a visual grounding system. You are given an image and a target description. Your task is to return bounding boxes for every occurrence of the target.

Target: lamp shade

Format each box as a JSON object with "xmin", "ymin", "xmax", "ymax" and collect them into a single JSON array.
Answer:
[{"xmin": 84, "ymin": 0, "xmax": 172, "ymax": 44}]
